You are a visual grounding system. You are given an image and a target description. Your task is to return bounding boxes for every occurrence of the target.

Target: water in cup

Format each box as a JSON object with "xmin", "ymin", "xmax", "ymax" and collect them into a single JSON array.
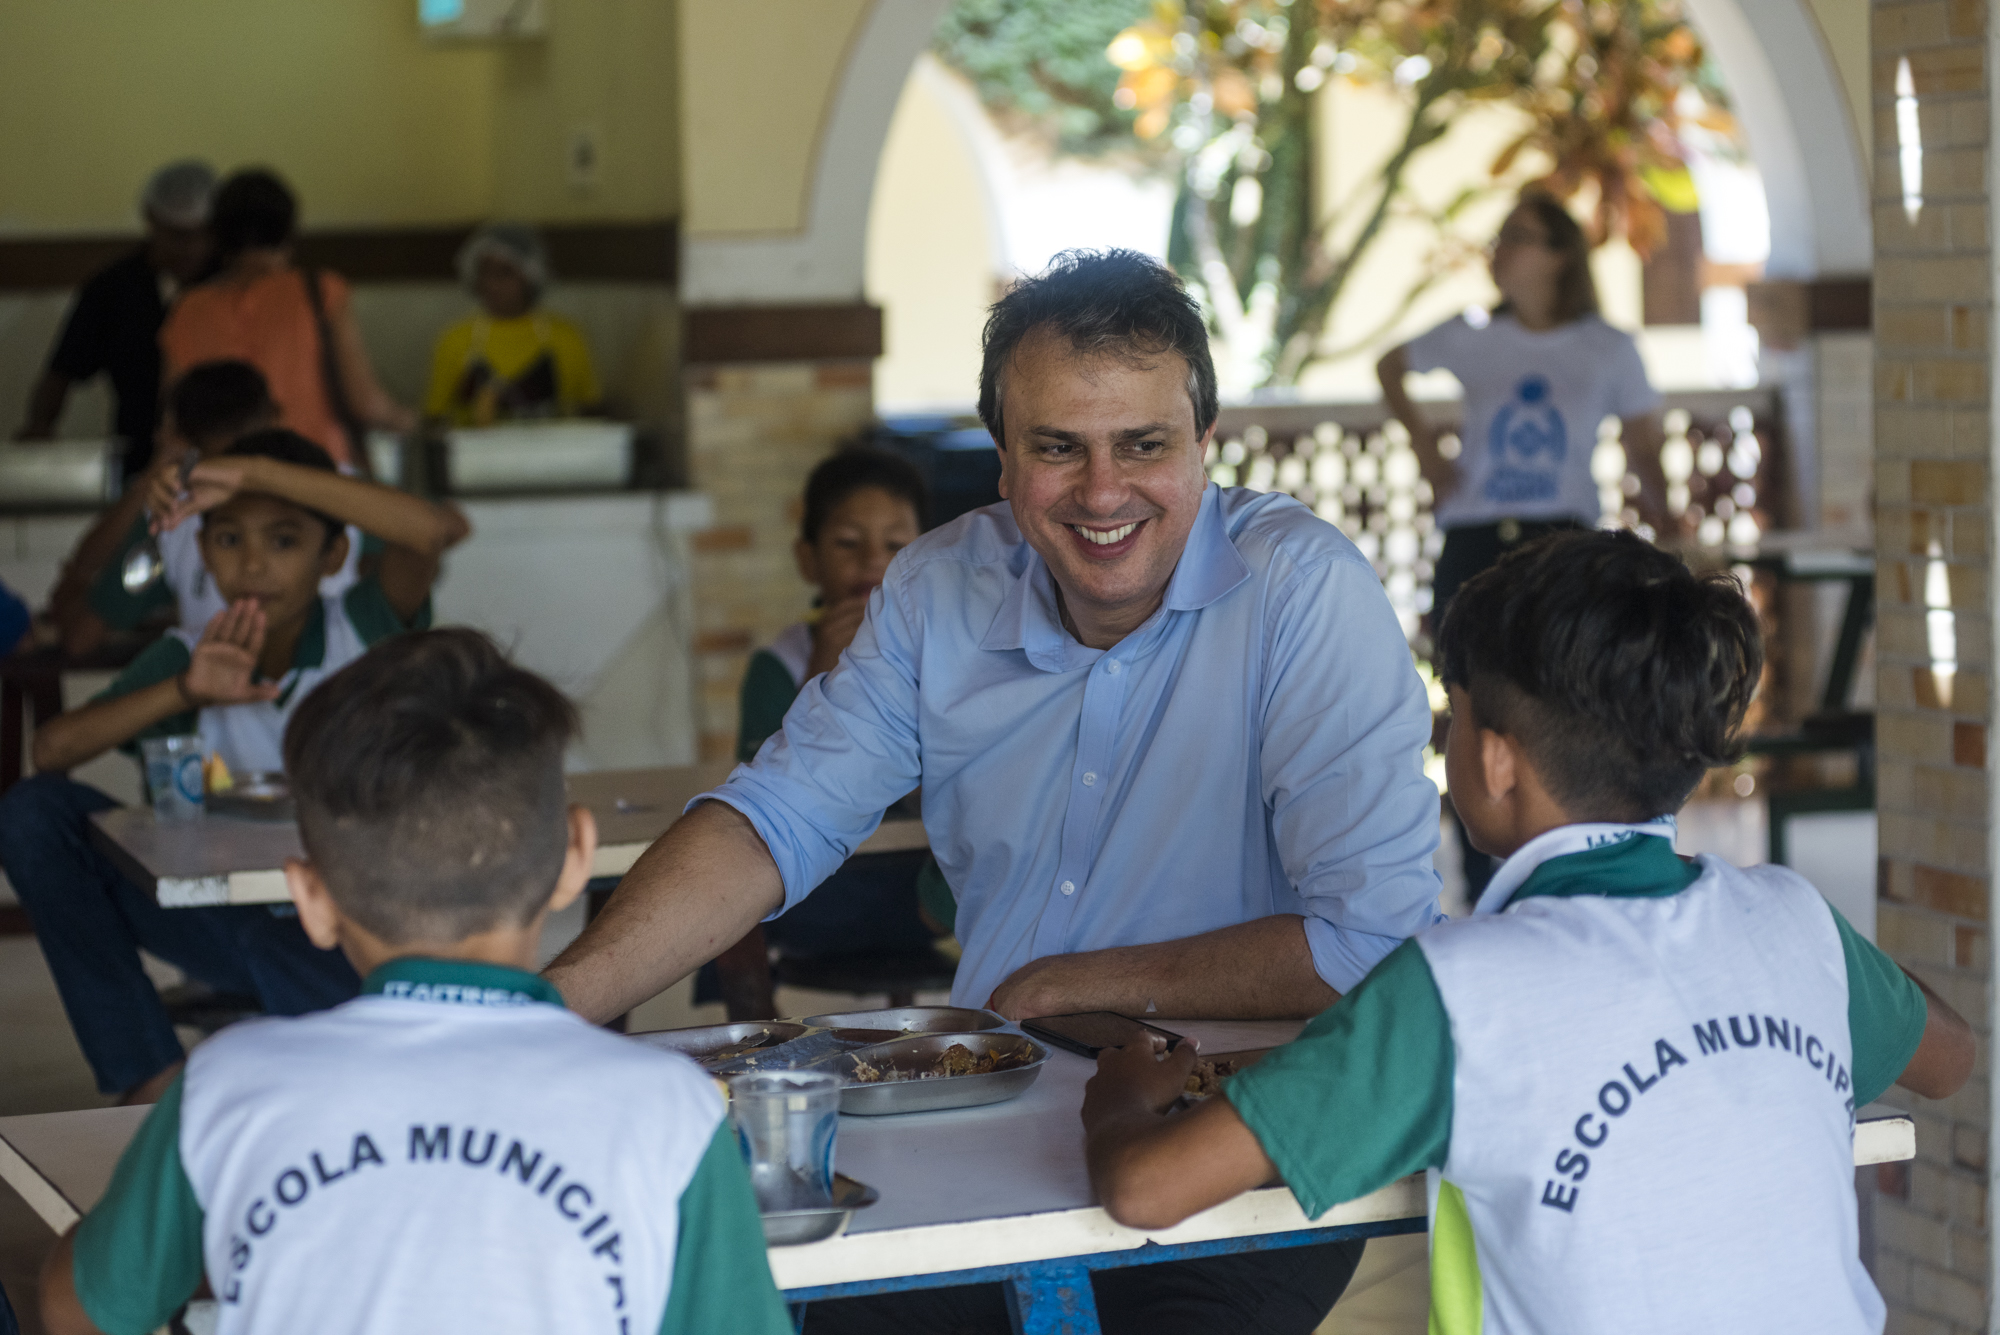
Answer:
[
  {"xmin": 730, "ymin": 1071, "xmax": 840, "ymax": 1212},
  {"xmin": 140, "ymin": 735, "xmax": 206, "ymax": 822}
]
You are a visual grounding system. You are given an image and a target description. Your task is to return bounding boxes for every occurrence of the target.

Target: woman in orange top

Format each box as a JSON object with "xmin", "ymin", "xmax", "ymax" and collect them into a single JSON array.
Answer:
[{"xmin": 161, "ymin": 169, "xmax": 413, "ymax": 468}]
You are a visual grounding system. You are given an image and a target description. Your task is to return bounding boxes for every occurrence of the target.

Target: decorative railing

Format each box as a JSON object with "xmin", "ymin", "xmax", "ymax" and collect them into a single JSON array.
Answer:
[{"xmin": 1206, "ymin": 387, "xmax": 1789, "ymax": 646}]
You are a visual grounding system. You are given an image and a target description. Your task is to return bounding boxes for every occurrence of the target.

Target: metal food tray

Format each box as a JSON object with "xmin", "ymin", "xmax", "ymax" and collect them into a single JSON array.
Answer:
[
  {"xmin": 799, "ymin": 1006, "xmax": 1007, "ymax": 1034},
  {"xmin": 630, "ymin": 1022, "xmax": 810, "ymax": 1067},
  {"xmin": 761, "ymin": 1173, "xmax": 880, "ymax": 1246},
  {"xmin": 831, "ymin": 1032, "xmax": 1049, "ymax": 1116}
]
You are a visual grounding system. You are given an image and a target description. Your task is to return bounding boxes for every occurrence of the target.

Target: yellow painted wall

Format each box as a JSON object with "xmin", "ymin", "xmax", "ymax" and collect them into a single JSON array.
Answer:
[
  {"xmin": 0, "ymin": 0, "xmax": 681, "ymax": 233},
  {"xmin": 680, "ymin": 0, "xmax": 873, "ymax": 236},
  {"xmin": 0, "ymin": 0, "xmax": 499, "ymax": 230},
  {"xmin": 1803, "ymin": 0, "xmax": 1870, "ymax": 163}
]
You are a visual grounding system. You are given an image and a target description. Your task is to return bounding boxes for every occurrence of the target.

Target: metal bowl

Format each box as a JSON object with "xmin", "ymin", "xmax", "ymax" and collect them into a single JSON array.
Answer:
[
  {"xmin": 761, "ymin": 1172, "xmax": 880, "ymax": 1246},
  {"xmin": 831, "ymin": 1032, "xmax": 1049, "ymax": 1116},
  {"xmin": 799, "ymin": 1006, "xmax": 1007, "ymax": 1035},
  {"xmin": 630, "ymin": 1022, "xmax": 810, "ymax": 1067}
]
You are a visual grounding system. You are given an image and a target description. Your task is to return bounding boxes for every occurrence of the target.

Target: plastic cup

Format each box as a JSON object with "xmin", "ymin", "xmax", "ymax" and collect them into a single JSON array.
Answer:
[
  {"xmin": 140, "ymin": 736, "xmax": 206, "ymax": 822},
  {"xmin": 729, "ymin": 1071, "xmax": 840, "ymax": 1212}
]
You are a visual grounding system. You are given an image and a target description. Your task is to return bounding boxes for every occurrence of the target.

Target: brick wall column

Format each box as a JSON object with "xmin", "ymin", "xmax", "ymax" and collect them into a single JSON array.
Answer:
[
  {"xmin": 1871, "ymin": 2, "xmax": 1995, "ymax": 1330},
  {"xmin": 683, "ymin": 360, "xmax": 875, "ymax": 759}
]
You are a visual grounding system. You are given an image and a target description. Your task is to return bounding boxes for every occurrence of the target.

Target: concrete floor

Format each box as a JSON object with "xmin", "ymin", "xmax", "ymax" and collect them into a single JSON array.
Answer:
[{"xmin": 0, "ymin": 798, "xmax": 1848, "ymax": 1333}]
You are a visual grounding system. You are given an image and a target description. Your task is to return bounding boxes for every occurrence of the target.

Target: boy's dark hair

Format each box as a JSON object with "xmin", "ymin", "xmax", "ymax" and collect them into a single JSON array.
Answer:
[
  {"xmin": 213, "ymin": 429, "xmax": 342, "ymax": 547},
  {"xmin": 801, "ymin": 448, "xmax": 928, "ymax": 544},
  {"xmin": 168, "ymin": 360, "xmax": 273, "ymax": 445},
  {"xmin": 978, "ymin": 249, "xmax": 1218, "ymax": 447},
  {"xmin": 211, "ymin": 169, "xmax": 298, "ymax": 256},
  {"xmin": 283, "ymin": 629, "xmax": 580, "ymax": 944},
  {"xmin": 1436, "ymin": 529, "xmax": 1762, "ymax": 820}
]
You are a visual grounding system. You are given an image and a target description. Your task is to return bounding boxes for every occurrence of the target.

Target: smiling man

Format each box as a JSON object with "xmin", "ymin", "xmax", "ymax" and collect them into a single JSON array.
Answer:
[{"xmin": 547, "ymin": 251, "xmax": 1442, "ymax": 1332}]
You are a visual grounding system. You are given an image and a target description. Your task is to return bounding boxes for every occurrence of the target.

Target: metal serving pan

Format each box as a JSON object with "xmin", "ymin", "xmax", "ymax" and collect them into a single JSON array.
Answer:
[
  {"xmin": 761, "ymin": 1173, "xmax": 880, "ymax": 1246},
  {"xmin": 630, "ymin": 1022, "xmax": 811, "ymax": 1068},
  {"xmin": 830, "ymin": 1032, "xmax": 1049, "ymax": 1116},
  {"xmin": 799, "ymin": 1006, "xmax": 1007, "ymax": 1035}
]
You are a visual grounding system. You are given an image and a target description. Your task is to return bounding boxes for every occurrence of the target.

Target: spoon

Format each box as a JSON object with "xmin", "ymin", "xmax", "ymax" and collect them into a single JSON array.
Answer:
[{"xmin": 121, "ymin": 454, "xmax": 198, "ymax": 594}]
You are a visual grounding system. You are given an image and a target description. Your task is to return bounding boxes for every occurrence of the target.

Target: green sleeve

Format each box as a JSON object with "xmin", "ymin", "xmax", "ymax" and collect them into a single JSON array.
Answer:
[
  {"xmin": 1834, "ymin": 906, "xmax": 1929, "ymax": 1106},
  {"xmin": 86, "ymin": 518, "xmax": 173, "ymax": 630},
  {"xmin": 89, "ymin": 635, "xmax": 196, "ymax": 752},
  {"xmin": 736, "ymin": 650, "xmax": 800, "ymax": 762},
  {"xmin": 72, "ymin": 1075, "xmax": 206, "ymax": 1335},
  {"xmin": 1225, "ymin": 938, "xmax": 1454, "ymax": 1219},
  {"xmin": 657, "ymin": 1120, "xmax": 792, "ymax": 1335},
  {"xmin": 342, "ymin": 575, "xmax": 431, "ymax": 644}
]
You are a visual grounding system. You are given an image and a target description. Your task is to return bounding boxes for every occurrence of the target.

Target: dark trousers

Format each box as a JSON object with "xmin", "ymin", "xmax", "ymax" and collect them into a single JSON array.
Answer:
[
  {"xmin": 695, "ymin": 848, "xmax": 936, "ymax": 1004},
  {"xmin": 0, "ymin": 773, "xmax": 358, "ymax": 1095},
  {"xmin": 802, "ymin": 1239, "xmax": 1365, "ymax": 1335},
  {"xmin": 1432, "ymin": 519, "xmax": 1586, "ymax": 902}
]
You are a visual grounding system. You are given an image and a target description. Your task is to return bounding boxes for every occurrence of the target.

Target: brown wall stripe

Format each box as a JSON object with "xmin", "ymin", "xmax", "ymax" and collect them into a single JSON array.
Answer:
[
  {"xmin": 0, "ymin": 219, "xmax": 677, "ymax": 290},
  {"xmin": 683, "ymin": 303, "xmax": 883, "ymax": 364}
]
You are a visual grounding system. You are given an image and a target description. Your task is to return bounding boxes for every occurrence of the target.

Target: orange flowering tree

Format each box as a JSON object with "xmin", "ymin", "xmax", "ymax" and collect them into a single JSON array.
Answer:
[{"xmin": 939, "ymin": 0, "xmax": 1723, "ymax": 390}]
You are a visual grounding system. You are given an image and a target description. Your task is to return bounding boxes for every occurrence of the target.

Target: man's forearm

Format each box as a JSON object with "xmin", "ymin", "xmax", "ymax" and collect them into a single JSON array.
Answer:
[
  {"xmin": 991, "ymin": 914, "xmax": 1339, "ymax": 1021},
  {"xmin": 543, "ymin": 800, "xmax": 787, "ymax": 1024}
]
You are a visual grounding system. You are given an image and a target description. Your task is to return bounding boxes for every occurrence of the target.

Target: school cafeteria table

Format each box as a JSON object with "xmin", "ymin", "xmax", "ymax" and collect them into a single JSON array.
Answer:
[
  {"xmin": 85, "ymin": 762, "xmax": 930, "ymax": 908},
  {"xmin": 0, "ymin": 1019, "xmax": 1921, "ymax": 1335}
]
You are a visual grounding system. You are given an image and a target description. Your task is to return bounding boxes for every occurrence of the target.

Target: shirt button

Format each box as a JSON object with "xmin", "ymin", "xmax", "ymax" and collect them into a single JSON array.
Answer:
[
  {"xmin": 1060, "ymin": 880, "xmax": 1076, "ymax": 896},
  {"xmin": 1082, "ymin": 771, "xmax": 1097, "ymax": 786},
  {"xmin": 1105, "ymin": 661, "xmax": 1122, "ymax": 676}
]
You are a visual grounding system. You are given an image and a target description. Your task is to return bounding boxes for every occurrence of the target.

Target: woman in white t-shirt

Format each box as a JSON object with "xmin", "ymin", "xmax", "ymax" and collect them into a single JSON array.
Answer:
[{"xmin": 1378, "ymin": 191, "xmax": 1666, "ymax": 893}]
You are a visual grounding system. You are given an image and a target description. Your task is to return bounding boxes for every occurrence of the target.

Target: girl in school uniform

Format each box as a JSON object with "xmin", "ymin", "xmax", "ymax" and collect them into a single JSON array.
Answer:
[{"xmin": 1378, "ymin": 192, "xmax": 1668, "ymax": 895}]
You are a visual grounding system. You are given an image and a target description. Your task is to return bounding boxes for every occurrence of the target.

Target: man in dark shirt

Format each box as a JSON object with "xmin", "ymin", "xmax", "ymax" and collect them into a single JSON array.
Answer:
[{"xmin": 15, "ymin": 161, "xmax": 215, "ymax": 478}]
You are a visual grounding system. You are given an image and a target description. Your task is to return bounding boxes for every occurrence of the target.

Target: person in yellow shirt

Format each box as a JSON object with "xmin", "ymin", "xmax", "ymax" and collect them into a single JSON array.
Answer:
[{"xmin": 425, "ymin": 223, "xmax": 603, "ymax": 426}]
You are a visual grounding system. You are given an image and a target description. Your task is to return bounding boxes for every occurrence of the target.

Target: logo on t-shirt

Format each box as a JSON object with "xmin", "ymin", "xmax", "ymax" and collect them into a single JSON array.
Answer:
[{"xmin": 1484, "ymin": 376, "xmax": 1567, "ymax": 504}]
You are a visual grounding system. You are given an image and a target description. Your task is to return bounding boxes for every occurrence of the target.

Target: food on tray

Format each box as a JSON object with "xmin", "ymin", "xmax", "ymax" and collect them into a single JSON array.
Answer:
[
  {"xmin": 204, "ymin": 753, "xmax": 234, "ymax": 793},
  {"xmin": 1183, "ymin": 1057, "xmax": 1240, "ymax": 1100},
  {"xmin": 846, "ymin": 1042, "xmax": 1035, "ymax": 1084}
]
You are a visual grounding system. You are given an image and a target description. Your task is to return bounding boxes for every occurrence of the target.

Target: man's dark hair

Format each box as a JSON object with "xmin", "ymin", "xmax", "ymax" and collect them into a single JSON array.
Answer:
[
  {"xmin": 210, "ymin": 169, "xmax": 298, "ymax": 256},
  {"xmin": 977, "ymin": 249, "xmax": 1218, "ymax": 446},
  {"xmin": 1436, "ymin": 529, "xmax": 1762, "ymax": 820},
  {"xmin": 801, "ymin": 448, "xmax": 928, "ymax": 543},
  {"xmin": 283, "ymin": 629, "xmax": 580, "ymax": 944},
  {"xmin": 168, "ymin": 360, "xmax": 273, "ymax": 445},
  {"xmin": 213, "ymin": 428, "xmax": 341, "ymax": 547}
]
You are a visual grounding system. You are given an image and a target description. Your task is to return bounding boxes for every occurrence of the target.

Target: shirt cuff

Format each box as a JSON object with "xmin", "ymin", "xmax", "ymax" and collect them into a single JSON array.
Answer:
[{"xmin": 1304, "ymin": 910, "xmax": 1446, "ymax": 994}]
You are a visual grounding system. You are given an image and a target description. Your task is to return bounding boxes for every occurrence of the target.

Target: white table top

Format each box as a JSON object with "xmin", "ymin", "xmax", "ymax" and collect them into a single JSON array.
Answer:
[
  {"xmin": 88, "ymin": 763, "xmax": 928, "ymax": 907},
  {"xmin": 0, "ymin": 1019, "xmax": 1919, "ymax": 1291}
]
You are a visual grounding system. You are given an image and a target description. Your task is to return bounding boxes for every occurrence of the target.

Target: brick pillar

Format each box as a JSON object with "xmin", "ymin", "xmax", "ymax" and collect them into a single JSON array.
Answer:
[
  {"xmin": 1870, "ymin": 2, "xmax": 1994, "ymax": 1329},
  {"xmin": 684, "ymin": 360, "xmax": 875, "ymax": 760}
]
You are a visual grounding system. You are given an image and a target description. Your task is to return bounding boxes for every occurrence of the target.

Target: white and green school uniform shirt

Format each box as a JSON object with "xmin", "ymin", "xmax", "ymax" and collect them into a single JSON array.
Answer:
[
  {"xmin": 87, "ymin": 512, "xmax": 369, "ymax": 635},
  {"xmin": 69, "ymin": 958, "xmax": 792, "ymax": 1335},
  {"xmin": 93, "ymin": 576, "xmax": 425, "ymax": 775},
  {"xmin": 1226, "ymin": 825, "xmax": 1928, "ymax": 1335}
]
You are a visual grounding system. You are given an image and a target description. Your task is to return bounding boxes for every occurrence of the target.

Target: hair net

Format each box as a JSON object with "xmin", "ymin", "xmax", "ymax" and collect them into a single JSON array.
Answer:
[
  {"xmin": 456, "ymin": 222, "xmax": 550, "ymax": 296},
  {"xmin": 140, "ymin": 160, "xmax": 217, "ymax": 229}
]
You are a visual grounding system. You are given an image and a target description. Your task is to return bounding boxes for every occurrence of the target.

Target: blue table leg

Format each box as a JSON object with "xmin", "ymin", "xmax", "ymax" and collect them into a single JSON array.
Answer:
[{"xmin": 1003, "ymin": 1261, "xmax": 1100, "ymax": 1335}]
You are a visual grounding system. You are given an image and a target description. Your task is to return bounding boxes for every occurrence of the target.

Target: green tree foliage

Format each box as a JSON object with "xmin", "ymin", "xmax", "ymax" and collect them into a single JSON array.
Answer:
[{"xmin": 933, "ymin": 0, "xmax": 1154, "ymax": 155}]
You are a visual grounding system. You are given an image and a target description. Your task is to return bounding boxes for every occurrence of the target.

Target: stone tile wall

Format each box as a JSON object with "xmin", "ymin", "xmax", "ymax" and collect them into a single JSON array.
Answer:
[
  {"xmin": 1870, "ymin": 2, "xmax": 1994, "ymax": 1329},
  {"xmin": 684, "ymin": 360, "xmax": 875, "ymax": 759}
]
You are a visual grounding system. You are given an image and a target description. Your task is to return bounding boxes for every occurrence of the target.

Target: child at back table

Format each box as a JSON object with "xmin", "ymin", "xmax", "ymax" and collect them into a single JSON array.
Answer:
[
  {"xmin": 41, "ymin": 630, "xmax": 792, "ymax": 1335},
  {"xmin": 0, "ymin": 429, "xmax": 466, "ymax": 1105},
  {"xmin": 1080, "ymin": 529, "xmax": 1973, "ymax": 1335}
]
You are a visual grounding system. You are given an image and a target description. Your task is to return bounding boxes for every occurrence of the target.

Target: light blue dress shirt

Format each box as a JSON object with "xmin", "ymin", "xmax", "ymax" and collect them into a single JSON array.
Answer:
[{"xmin": 702, "ymin": 484, "xmax": 1445, "ymax": 1008}]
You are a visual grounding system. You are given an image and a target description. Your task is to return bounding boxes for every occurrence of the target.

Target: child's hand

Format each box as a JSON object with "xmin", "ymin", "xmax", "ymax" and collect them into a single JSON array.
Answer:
[
  {"xmin": 806, "ymin": 595, "xmax": 870, "ymax": 677},
  {"xmin": 1082, "ymin": 1036, "xmax": 1200, "ymax": 1128},
  {"xmin": 179, "ymin": 601, "xmax": 281, "ymax": 708},
  {"xmin": 138, "ymin": 445, "xmax": 193, "ymax": 531},
  {"xmin": 159, "ymin": 459, "xmax": 255, "ymax": 532}
]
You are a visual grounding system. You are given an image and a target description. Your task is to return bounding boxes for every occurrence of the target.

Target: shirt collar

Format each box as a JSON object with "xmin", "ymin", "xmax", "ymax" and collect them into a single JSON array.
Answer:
[
  {"xmin": 270, "ymin": 598, "xmax": 327, "ymax": 706},
  {"xmin": 1474, "ymin": 819, "xmax": 1687, "ymax": 915},
  {"xmin": 361, "ymin": 956, "xmax": 566, "ymax": 1009},
  {"xmin": 980, "ymin": 484, "xmax": 1250, "ymax": 672}
]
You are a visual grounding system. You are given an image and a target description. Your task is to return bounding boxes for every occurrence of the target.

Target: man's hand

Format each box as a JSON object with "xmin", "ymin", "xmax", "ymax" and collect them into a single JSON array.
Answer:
[
  {"xmin": 806, "ymin": 595, "xmax": 870, "ymax": 678},
  {"xmin": 987, "ymin": 916, "xmax": 1339, "ymax": 1022},
  {"xmin": 181, "ymin": 602, "xmax": 280, "ymax": 707}
]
